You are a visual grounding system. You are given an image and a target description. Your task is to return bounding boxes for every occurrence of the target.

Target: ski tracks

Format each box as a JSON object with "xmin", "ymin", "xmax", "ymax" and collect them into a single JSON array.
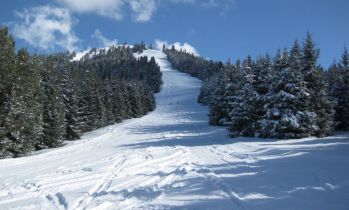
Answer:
[
  {"xmin": 18, "ymin": 181, "xmax": 68, "ymax": 210},
  {"xmin": 70, "ymin": 147, "xmax": 189, "ymax": 210},
  {"xmin": 70, "ymin": 156, "xmax": 127, "ymax": 210}
]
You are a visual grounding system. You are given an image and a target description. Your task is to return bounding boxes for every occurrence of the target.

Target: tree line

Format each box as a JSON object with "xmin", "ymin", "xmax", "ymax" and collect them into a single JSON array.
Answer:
[
  {"xmin": 165, "ymin": 33, "xmax": 349, "ymax": 139},
  {"xmin": 165, "ymin": 45, "xmax": 223, "ymax": 80},
  {"xmin": 0, "ymin": 26, "xmax": 162, "ymax": 158}
]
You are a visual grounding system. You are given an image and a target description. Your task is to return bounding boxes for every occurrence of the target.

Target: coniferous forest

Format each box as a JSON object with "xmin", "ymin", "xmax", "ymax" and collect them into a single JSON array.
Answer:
[
  {"xmin": 1, "ymin": 25, "xmax": 349, "ymax": 158},
  {"xmin": 0, "ymin": 27, "xmax": 162, "ymax": 158},
  {"xmin": 165, "ymin": 33, "xmax": 349, "ymax": 139}
]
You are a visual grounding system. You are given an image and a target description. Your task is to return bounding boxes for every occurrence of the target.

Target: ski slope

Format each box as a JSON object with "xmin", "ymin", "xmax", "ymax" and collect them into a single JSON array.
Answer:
[{"xmin": 1, "ymin": 49, "xmax": 349, "ymax": 210}]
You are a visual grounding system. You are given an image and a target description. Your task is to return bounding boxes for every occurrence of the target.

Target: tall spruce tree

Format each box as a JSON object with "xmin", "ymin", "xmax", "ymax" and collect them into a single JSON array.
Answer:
[
  {"xmin": 229, "ymin": 56, "xmax": 256, "ymax": 136},
  {"xmin": 0, "ymin": 26, "xmax": 17, "ymax": 157},
  {"xmin": 60, "ymin": 67, "xmax": 81, "ymax": 140},
  {"xmin": 248, "ymin": 55, "xmax": 274, "ymax": 137},
  {"xmin": 330, "ymin": 47, "xmax": 349, "ymax": 130},
  {"xmin": 1, "ymin": 48, "xmax": 43, "ymax": 157},
  {"xmin": 339, "ymin": 47, "xmax": 349, "ymax": 130},
  {"xmin": 208, "ymin": 70, "xmax": 231, "ymax": 125},
  {"xmin": 216, "ymin": 65, "xmax": 245, "ymax": 134},
  {"xmin": 258, "ymin": 47, "xmax": 316, "ymax": 138},
  {"xmin": 16, "ymin": 50, "xmax": 43, "ymax": 151},
  {"xmin": 39, "ymin": 58, "xmax": 66, "ymax": 148},
  {"xmin": 302, "ymin": 33, "xmax": 334, "ymax": 137}
]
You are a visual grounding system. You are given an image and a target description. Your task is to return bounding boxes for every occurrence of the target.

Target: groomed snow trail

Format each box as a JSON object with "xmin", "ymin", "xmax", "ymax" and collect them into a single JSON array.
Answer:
[{"xmin": 1, "ymin": 49, "xmax": 349, "ymax": 210}]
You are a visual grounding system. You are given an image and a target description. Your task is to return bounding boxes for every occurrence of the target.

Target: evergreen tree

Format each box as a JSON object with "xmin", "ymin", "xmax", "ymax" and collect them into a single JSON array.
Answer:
[
  {"xmin": 216, "ymin": 66, "xmax": 244, "ymax": 132},
  {"xmin": 84, "ymin": 72, "xmax": 106, "ymax": 130},
  {"xmin": 60, "ymin": 67, "xmax": 81, "ymax": 140},
  {"xmin": 0, "ymin": 26, "xmax": 17, "ymax": 157},
  {"xmin": 258, "ymin": 48, "xmax": 316, "ymax": 138},
  {"xmin": 231, "ymin": 64, "xmax": 256, "ymax": 136},
  {"xmin": 1, "ymin": 48, "xmax": 43, "ymax": 157},
  {"xmin": 245, "ymin": 55, "xmax": 273, "ymax": 137},
  {"xmin": 39, "ymin": 58, "xmax": 66, "ymax": 148},
  {"xmin": 341, "ymin": 47, "xmax": 349, "ymax": 68},
  {"xmin": 198, "ymin": 73, "xmax": 221, "ymax": 105},
  {"xmin": 302, "ymin": 33, "xmax": 334, "ymax": 137},
  {"xmin": 17, "ymin": 50, "xmax": 43, "ymax": 150},
  {"xmin": 289, "ymin": 40, "xmax": 302, "ymax": 72},
  {"xmin": 102, "ymin": 80, "xmax": 116, "ymax": 123},
  {"xmin": 338, "ymin": 48, "xmax": 349, "ymax": 130},
  {"xmin": 329, "ymin": 47, "xmax": 349, "ymax": 130},
  {"xmin": 208, "ymin": 70, "xmax": 231, "ymax": 125}
]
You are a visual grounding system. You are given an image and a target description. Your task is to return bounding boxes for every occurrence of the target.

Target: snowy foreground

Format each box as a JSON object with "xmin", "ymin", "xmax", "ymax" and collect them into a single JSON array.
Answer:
[{"xmin": 1, "ymin": 50, "xmax": 349, "ymax": 210}]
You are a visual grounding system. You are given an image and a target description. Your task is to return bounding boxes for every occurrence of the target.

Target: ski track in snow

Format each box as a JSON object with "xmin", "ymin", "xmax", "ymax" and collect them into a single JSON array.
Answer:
[{"xmin": 1, "ymin": 49, "xmax": 349, "ymax": 210}]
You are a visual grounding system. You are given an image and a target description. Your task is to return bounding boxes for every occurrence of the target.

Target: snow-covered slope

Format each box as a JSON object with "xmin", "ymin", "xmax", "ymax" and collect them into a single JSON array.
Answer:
[{"xmin": 1, "ymin": 50, "xmax": 349, "ymax": 210}]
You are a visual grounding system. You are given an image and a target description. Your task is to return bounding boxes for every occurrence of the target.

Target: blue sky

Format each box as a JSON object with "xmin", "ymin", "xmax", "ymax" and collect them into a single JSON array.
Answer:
[{"xmin": 1, "ymin": 0, "xmax": 348, "ymax": 67}]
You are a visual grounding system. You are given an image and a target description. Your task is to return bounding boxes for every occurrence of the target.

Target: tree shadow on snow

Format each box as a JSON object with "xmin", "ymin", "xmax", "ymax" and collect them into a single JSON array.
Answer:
[
  {"xmin": 120, "ymin": 122, "xmax": 232, "ymax": 148},
  {"xmin": 118, "ymin": 133, "xmax": 349, "ymax": 210}
]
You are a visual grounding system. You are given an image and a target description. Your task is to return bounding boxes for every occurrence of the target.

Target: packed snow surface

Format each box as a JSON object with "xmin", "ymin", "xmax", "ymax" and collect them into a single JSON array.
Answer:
[{"xmin": 1, "ymin": 50, "xmax": 349, "ymax": 210}]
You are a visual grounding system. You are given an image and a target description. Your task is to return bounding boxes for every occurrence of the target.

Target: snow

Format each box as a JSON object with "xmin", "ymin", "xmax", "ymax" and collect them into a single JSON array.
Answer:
[
  {"xmin": 1, "ymin": 49, "xmax": 349, "ymax": 210},
  {"xmin": 71, "ymin": 49, "xmax": 91, "ymax": 61}
]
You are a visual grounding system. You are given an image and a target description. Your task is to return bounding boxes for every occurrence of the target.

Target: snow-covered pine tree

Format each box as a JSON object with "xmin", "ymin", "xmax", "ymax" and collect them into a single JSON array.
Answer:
[
  {"xmin": 229, "ymin": 56, "xmax": 256, "ymax": 136},
  {"xmin": 1, "ymin": 49, "xmax": 43, "ymax": 157},
  {"xmin": 0, "ymin": 26, "xmax": 17, "ymax": 157},
  {"xmin": 247, "ymin": 55, "xmax": 274, "ymax": 137},
  {"xmin": 101, "ymin": 79, "xmax": 116, "ymax": 124},
  {"xmin": 208, "ymin": 69, "xmax": 231, "ymax": 125},
  {"xmin": 198, "ymin": 73, "xmax": 220, "ymax": 105},
  {"xmin": 3, "ymin": 90, "xmax": 30, "ymax": 156},
  {"xmin": 289, "ymin": 40, "xmax": 303, "ymax": 72},
  {"xmin": 143, "ymin": 84, "xmax": 156, "ymax": 112},
  {"xmin": 341, "ymin": 47, "xmax": 349, "ymax": 68},
  {"xmin": 330, "ymin": 47, "xmax": 349, "ymax": 130},
  {"xmin": 84, "ymin": 72, "xmax": 106, "ymax": 130},
  {"xmin": 112, "ymin": 81, "xmax": 128, "ymax": 122},
  {"xmin": 302, "ymin": 33, "xmax": 334, "ymax": 137},
  {"xmin": 128, "ymin": 82, "xmax": 144, "ymax": 118},
  {"xmin": 39, "ymin": 58, "xmax": 66, "ymax": 148},
  {"xmin": 216, "ymin": 64, "xmax": 245, "ymax": 135},
  {"xmin": 338, "ymin": 47, "xmax": 349, "ymax": 130},
  {"xmin": 258, "ymin": 47, "xmax": 316, "ymax": 138},
  {"xmin": 16, "ymin": 50, "xmax": 43, "ymax": 151},
  {"xmin": 218, "ymin": 65, "xmax": 237, "ymax": 126},
  {"xmin": 60, "ymin": 67, "xmax": 81, "ymax": 140},
  {"xmin": 144, "ymin": 57, "xmax": 162, "ymax": 93},
  {"xmin": 75, "ymin": 74, "xmax": 90, "ymax": 133},
  {"xmin": 273, "ymin": 49, "xmax": 283, "ymax": 71}
]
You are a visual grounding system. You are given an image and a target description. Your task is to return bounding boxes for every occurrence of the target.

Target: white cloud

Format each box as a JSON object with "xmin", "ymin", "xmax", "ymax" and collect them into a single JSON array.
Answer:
[
  {"xmin": 129, "ymin": 0, "xmax": 157, "ymax": 22},
  {"xmin": 13, "ymin": 6, "xmax": 79, "ymax": 52},
  {"xmin": 155, "ymin": 39, "xmax": 199, "ymax": 56},
  {"xmin": 56, "ymin": 0, "xmax": 157, "ymax": 22},
  {"xmin": 56, "ymin": 0, "xmax": 124, "ymax": 20},
  {"xmin": 92, "ymin": 29, "xmax": 118, "ymax": 47},
  {"xmin": 56, "ymin": 0, "xmax": 235, "ymax": 22}
]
